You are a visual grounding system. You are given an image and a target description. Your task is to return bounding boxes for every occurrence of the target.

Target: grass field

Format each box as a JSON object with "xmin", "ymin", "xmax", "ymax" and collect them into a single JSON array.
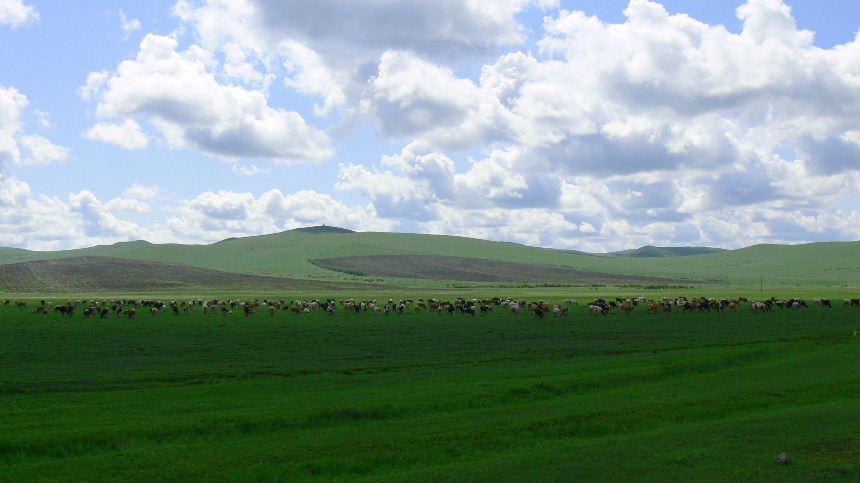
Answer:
[{"xmin": 1, "ymin": 297, "xmax": 857, "ymax": 482}]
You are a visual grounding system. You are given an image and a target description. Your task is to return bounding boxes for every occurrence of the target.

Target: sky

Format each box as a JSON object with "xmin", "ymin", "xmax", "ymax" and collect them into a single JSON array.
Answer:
[{"xmin": 0, "ymin": 0, "xmax": 858, "ymax": 252}]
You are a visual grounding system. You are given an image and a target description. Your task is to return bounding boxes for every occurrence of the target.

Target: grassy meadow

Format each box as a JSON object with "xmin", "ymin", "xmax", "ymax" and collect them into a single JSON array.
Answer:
[{"xmin": 1, "ymin": 295, "xmax": 858, "ymax": 482}]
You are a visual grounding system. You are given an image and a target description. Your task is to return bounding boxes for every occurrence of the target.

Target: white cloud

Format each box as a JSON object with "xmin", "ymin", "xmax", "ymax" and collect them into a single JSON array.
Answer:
[
  {"xmin": 336, "ymin": 0, "xmax": 858, "ymax": 249},
  {"xmin": 34, "ymin": 109, "xmax": 51, "ymax": 128},
  {"xmin": 0, "ymin": 172, "xmax": 29, "ymax": 207},
  {"xmin": 0, "ymin": 181, "xmax": 154, "ymax": 250},
  {"xmin": 171, "ymin": 0, "xmax": 557, "ymax": 117},
  {"xmin": 0, "ymin": 0, "xmax": 38, "ymax": 28},
  {"xmin": 78, "ymin": 71, "xmax": 109, "ymax": 101},
  {"xmin": 119, "ymin": 9, "xmax": 141, "ymax": 39},
  {"xmin": 84, "ymin": 119, "xmax": 149, "ymax": 150},
  {"xmin": 231, "ymin": 163, "xmax": 270, "ymax": 176},
  {"xmin": 102, "ymin": 197, "xmax": 151, "ymax": 214},
  {"xmin": 369, "ymin": 50, "xmax": 513, "ymax": 149},
  {"xmin": 0, "ymin": 86, "xmax": 68, "ymax": 166},
  {"xmin": 122, "ymin": 183, "xmax": 163, "ymax": 200},
  {"xmin": 18, "ymin": 135, "xmax": 69, "ymax": 165},
  {"xmin": 82, "ymin": 34, "xmax": 333, "ymax": 164},
  {"xmin": 0, "ymin": 86, "xmax": 27, "ymax": 164},
  {"xmin": 168, "ymin": 188, "xmax": 397, "ymax": 242},
  {"xmin": 247, "ymin": 0, "xmax": 542, "ymax": 61}
]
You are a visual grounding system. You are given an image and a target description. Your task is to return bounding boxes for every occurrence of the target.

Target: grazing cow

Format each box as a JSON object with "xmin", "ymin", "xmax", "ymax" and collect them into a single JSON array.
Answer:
[
  {"xmin": 751, "ymin": 302, "xmax": 769, "ymax": 313},
  {"xmin": 150, "ymin": 307, "xmax": 158, "ymax": 317},
  {"xmin": 55, "ymin": 305, "xmax": 74, "ymax": 317},
  {"xmin": 589, "ymin": 305, "xmax": 605, "ymax": 316}
]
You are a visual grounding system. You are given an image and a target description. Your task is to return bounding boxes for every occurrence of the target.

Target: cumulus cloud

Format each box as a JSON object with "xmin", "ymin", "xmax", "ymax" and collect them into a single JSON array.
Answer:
[
  {"xmin": 84, "ymin": 119, "xmax": 149, "ymax": 150},
  {"xmin": 0, "ymin": 179, "xmax": 154, "ymax": 250},
  {"xmin": 236, "ymin": 0, "xmax": 545, "ymax": 61},
  {"xmin": 0, "ymin": 86, "xmax": 27, "ymax": 164},
  {"xmin": 118, "ymin": 9, "xmax": 141, "ymax": 39},
  {"xmin": 171, "ymin": 0, "xmax": 557, "ymax": 116},
  {"xmin": 18, "ymin": 135, "xmax": 69, "ymax": 165},
  {"xmin": 0, "ymin": 0, "xmax": 38, "ymax": 28},
  {"xmin": 122, "ymin": 183, "xmax": 163, "ymax": 200},
  {"xmin": 81, "ymin": 34, "xmax": 333, "ymax": 164},
  {"xmin": 369, "ymin": 50, "xmax": 514, "ymax": 149},
  {"xmin": 0, "ymin": 172, "xmax": 29, "ymax": 207},
  {"xmin": 0, "ymin": 86, "xmax": 68, "ymax": 166},
  {"xmin": 334, "ymin": 0, "xmax": 859, "ymax": 250},
  {"xmin": 168, "ymin": 188, "xmax": 397, "ymax": 242}
]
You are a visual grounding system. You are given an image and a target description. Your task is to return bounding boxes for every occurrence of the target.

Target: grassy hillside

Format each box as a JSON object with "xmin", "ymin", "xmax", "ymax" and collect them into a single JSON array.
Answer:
[
  {"xmin": 1, "ymin": 229, "xmax": 857, "ymax": 288},
  {"xmin": 0, "ymin": 256, "xmax": 384, "ymax": 293},
  {"xmin": 312, "ymin": 255, "xmax": 705, "ymax": 284},
  {"xmin": 608, "ymin": 246, "xmax": 726, "ymax": 257}
]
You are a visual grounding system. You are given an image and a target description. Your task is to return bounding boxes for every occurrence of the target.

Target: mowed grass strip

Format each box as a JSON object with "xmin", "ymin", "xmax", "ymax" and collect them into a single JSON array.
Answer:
[{"xmin": 0, "ymin": 302, "xmax": 857, "ymax": 482}]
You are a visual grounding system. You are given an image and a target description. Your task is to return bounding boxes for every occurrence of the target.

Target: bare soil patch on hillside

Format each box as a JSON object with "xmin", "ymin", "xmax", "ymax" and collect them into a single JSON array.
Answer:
[{"xmin": 312, "ymin": 255, "xmax": 707, "ymax": 284}]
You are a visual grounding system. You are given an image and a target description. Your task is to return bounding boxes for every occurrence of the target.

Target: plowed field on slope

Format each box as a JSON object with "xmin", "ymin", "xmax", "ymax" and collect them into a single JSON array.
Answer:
[{"xmin": 0, "ymin": 256, "xmax": 386, "ymax": 293}]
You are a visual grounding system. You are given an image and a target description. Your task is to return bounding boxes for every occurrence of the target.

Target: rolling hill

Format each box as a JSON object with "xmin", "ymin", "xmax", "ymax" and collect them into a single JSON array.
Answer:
[
  {"xmin": 607, "ymin": 246, "xmax": 726, "ymax": 257},
  {"xmin": 310, "ymin": 255, "xmax": 705, "ymax": 284},
  {"xmin": 0, "ymin": 227, "xmax": 857, "ymax": 289},
  {"xmin": 0, "ymin": 256, "xmax": 385, "ymax": 294}
]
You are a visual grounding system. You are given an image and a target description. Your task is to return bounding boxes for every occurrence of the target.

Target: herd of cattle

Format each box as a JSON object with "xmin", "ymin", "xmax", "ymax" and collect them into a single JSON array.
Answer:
[{"xmin": 4, "ymin": 295, "xmax": 860, "ymax": 319}]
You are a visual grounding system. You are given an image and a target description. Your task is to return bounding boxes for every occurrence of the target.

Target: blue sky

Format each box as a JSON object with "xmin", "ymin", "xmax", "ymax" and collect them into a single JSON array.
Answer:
[{"xmin": 0, "ymin": 0, "xmax": 857, "ymax": 251}]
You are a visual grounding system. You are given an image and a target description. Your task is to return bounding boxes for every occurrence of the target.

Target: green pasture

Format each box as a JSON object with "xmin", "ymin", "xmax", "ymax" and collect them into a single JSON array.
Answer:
[{"xmin": 1, "ymin": 299, "xmax": 857, "ymax": 482}]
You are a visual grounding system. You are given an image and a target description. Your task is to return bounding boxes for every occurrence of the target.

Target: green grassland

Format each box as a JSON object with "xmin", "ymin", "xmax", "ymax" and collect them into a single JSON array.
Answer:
[
  {"xmin": 1, "ymin": 229, "xmax": 858, "ymax": 289},
  {"xmin": 1, "ymin": 300, "xmax": 858, "ymax": 482}
]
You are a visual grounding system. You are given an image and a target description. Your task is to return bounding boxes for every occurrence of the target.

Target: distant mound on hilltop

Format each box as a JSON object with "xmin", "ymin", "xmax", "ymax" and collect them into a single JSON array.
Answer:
[
  {"xmin": 609, "ymin": 246, "xmax": 726, "ymax": 257},
  {"xmin": 291, "ymin": 225, "xmax": 355, "ymax": 234}
]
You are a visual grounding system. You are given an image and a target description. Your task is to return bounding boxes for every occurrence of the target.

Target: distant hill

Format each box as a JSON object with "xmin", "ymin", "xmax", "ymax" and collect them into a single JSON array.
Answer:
[
  {"xmin": 0, "ymin": 229, "xmax": 857, "ymax": 288},
  {"xmin": 0, "ymin": 256, "xmax": 384, "ymax": 293},
  {"xmin": 290, "ymin": 225, "xmax": 354, "ymax": 234},
  {"xmin": 311, "ymin": 255, "xmax": 706, "ymax": 284},
  {"xmin": 608, "ymin": 246, "xmax": 726, "ymax": 257}
]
